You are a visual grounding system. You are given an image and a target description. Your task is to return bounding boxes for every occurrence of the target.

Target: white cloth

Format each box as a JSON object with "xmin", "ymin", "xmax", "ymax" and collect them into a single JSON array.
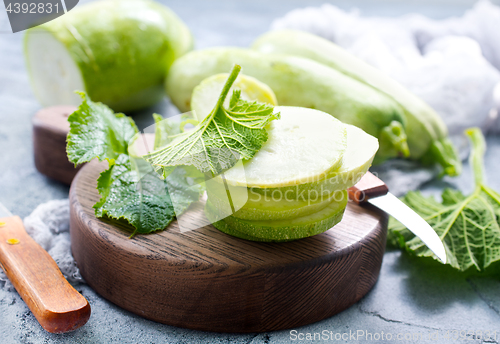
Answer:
[{"xmin": 271, "ymin": 0, "xmax": 500, "ymax": 134}]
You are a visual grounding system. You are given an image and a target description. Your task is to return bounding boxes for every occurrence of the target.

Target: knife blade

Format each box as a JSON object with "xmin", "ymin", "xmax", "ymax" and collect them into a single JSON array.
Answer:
[
  {"xmin": 348, "ymin": 172, "xmax": 447, "ymax": 264},
  {"xmin": 0, "ymin": 201, "xmax": 91, "ymax": 333}
]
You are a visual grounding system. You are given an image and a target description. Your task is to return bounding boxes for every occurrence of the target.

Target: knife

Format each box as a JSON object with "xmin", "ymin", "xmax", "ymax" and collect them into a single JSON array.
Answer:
[
  {"xmin": 0, "ymin": 202, "xmax": 91, "ymax": 333},
  {"xmin": 348, "ymin": 172, "xmax": 447, "ymax": 263}
]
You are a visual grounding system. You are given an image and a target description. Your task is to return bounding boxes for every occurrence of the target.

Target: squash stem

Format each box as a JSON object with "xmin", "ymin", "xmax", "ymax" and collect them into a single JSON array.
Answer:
[
  {"xmin": 426, "ymin": 138, "xmax": 462, "ymax": 177},
  {"xmin": 377, "ymin": 121, "xmax": 410, "ymax": 163},
  {"xmin": 465, "ymin": 127, "xmax": 486, "ymax": 186}
]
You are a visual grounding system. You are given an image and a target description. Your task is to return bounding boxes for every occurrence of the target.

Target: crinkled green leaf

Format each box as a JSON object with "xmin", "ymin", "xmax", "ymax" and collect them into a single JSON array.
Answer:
[
  {"xmin": 67, "ymin": 92, "xmax": 138, "ymax": 164},
  {"xmin": 152, "ymin": 112, "xmax": 199, "ymax": 150},
  {"xmin": 94, "ymin": 154, "xmax": 203, "ymax": 235},
  {"xmin": 145, "ymin": 65, "xmax": 280, "ymax": 176},
  {"xmin": 67, "ymin": 92, "xmax": 203, "ymax": 234},
  {"xmin": 151, "ymin": 112, "xmax": 206, "ymax": 192},
  {"xmin": 151, "ymin": 113, "xmax": 206, "ymax": 184},
  {"xmin": 389, "ymin": 128, "xmax": 500, "ymax": 272}
]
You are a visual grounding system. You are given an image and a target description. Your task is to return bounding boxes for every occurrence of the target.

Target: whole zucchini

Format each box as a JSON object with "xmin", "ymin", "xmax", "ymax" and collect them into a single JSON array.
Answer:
[
  {"xmin": 252, "ymin": 30, "xmax": 461, "ymax": 176},
  {"xmin": 25, "ymin": 0, "xmax": 193, "ymax": 112},
  {"xmin": 166, "ymin": 48, "xmax": 410, "ymax": 162}
]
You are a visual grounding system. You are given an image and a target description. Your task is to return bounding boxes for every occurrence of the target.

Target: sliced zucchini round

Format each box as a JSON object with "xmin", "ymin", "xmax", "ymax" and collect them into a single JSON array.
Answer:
[
  {"xmin": 218, "ymin": 106, "xmax": 347, "ymax": 188},
  {"xmin": 207, "ymin": 184, "xmax": 345, "ymax": 221},
  {"xmin": 205, "ymin": 191, "xmax": 348, "ymax": 242},
  {"xmin": 250, "ymin": 123, "xmax": 379, "ymax": 198},
  {"xmin": 209, "ymin": 123, "xmax": 378, "ymax": 201},
  {"xmin": 191, "ymin": 73, "xmax": 278, "ymax": 121}
]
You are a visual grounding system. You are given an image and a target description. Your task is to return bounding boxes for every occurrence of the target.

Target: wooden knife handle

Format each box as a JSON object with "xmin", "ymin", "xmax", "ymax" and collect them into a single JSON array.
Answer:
[
  {"xmin": 32, "ymin": 106, "xmax": 80, "ymax": 185},
  {"xmin": 348, "ymin": 172, "xmax": 389, "ymax": 204},
  {"xmin": 0, "ymin": 216, "xmax": 90, "ymax": 333}
]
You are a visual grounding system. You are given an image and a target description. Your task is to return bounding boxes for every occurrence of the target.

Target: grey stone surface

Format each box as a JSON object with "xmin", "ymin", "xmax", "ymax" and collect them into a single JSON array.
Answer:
[{"xmin": 1, "ymin": 1, "xmax": 499, "ymax": 343}]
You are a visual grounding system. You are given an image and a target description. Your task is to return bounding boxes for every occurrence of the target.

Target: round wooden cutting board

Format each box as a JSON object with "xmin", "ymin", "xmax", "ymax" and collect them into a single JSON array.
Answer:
[{"xmin": 69, "ymin": 160, "xmax": 388, "ymax": 332}]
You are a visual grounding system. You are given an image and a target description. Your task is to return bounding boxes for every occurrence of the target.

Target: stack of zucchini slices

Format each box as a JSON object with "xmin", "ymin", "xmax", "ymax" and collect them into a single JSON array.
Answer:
[{"xmin": 204, "ymin": 106, "xmax": 379, "ymax": 242}]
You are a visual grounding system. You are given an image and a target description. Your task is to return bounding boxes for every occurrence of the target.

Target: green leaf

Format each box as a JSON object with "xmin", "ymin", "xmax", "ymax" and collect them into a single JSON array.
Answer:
[
  {"xmin": 389, "ymin": 127, "xmax": 500, "ymax": 272},
  {"xmin": 94, "ymin": 154, "xmax": 203, "ymax": 235},
  {"xmin": 152, "ymin": 112, "xmax": 199, "ymax": 150},
  {"xmin": 66, "ymin": 92, "xmax": 138, "ymax": 164},
  {"xmin": 145, "ymin": 64, "xmax": 280, "ymax": 176},
  {"xmin": 67, "ymin": 92, "xmax": 204, "ymax": 235}
]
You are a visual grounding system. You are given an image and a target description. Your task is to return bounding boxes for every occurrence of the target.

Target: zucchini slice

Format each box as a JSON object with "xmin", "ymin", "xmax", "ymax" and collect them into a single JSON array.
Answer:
[
  {"xmin": 208, "ymin": 123, "xmax": 378, "ymax": 201},
  {"xmin": 191, "ymin": 73, "xmax": 278, "ymax": 121},
  {"xmin": 206, "ymin": 191, "xmax": 348, "ymax": 242},
  {"xmin": 208, "ymin": 185, "xmax": 346, "ymax": 221},
  {"xmin": 219, "ymin": 106, "xmax": 347, "ymax": 188}
]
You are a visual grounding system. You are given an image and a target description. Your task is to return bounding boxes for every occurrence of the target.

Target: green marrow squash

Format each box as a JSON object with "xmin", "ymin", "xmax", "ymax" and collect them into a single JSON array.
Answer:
[
  {"xmin": 25, "ymin": 0, "xmax": 193, "ymax": 112},
  {"xmin": 165, "ymin": 47, "xmax": 409, "ymax": 162},
  {"xmin": 252, "ymin": 30, "xmax": 461, "ymax": 176}
]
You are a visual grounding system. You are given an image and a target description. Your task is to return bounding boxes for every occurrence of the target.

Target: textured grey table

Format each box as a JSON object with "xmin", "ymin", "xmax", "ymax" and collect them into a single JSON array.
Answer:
[{"xmin": 1, "ymin": 1, "xmax": 500, "ymax": 343}]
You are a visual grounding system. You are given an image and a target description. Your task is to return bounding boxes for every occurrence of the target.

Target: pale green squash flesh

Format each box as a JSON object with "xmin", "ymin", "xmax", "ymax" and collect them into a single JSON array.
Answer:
[{"xmin": 205, "ymin": 191, "xmax": 348, "ymax": 242}]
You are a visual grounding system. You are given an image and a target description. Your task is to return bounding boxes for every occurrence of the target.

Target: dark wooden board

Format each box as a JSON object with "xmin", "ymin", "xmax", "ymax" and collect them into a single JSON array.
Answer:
[
  {"xmin": 32, "ymin": 105, "xmax": 80, "ymax": 185},
  {"xmin": 70, "ymin": 160, "xmax": 387, "ymax": 332}
]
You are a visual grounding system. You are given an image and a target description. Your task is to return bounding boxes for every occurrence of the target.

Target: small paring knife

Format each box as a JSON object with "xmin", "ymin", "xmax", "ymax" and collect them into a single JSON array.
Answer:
[
  {"xmin": 0, "ymin": 202, "xmax": 91, "ymax": 333},
  {"xmin": 348, "ymin": 172, "xmax": 447, "ymax": 263}
]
